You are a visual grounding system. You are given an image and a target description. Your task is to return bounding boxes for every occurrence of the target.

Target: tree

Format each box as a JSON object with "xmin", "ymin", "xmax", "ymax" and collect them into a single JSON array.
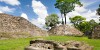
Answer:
[
  {"xmin": 78, "ymin": 21, "xmax": 91, "ymax": 33},
  {"xmin": 61, "ymin": 10, "xmax": 64, "ymax": 24},
  {"xmin": 89, "ymin": 19, "xmax": 98, "ymax": 29},
  {"xmin": 70, "ymin": 16, "xmax": 98, "ymax": 35},
  {"xmin": 69, "ymin": 16, "xmax": 86, "ymax": 28},
  {"xmin": 55, "ymin": 0, "xmax": 82, "ymax": 24},
  {"xmin": 78, "ymin": 19, "xmax": 98, "ymax": 35},
  {"xmin": 45, "ymin": 14, "xmax": 59, "ymax": 28}
]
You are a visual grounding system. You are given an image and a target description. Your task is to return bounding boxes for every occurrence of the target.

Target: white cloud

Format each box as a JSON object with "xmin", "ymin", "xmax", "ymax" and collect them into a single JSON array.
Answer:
[
  {"xmin": 81, "ymin": 0, "xmax": 99, "ymax": 7},
  {"xmin": 0, "ymin": 6, "xmax": 15, "ymax": 13},
  {"xmin": 0, "ymin": 0, "xmax": 20, "ymax": 6},
  {"xmin": 31, "ymin": 0, "xmax": 48, "ymax": 29},
  {"xmin": 21, "ymin": 13, "xmax": 28, "ymax": 20},
  {"xmin": 74, "ymin": 6, "xmax": 87, "ymax": 12},
  {"xmin": 0, "ymin": 11, "xmax": 3, "ymax": 13},
  {"xmin": 65, "ymin": 6, "xmax": 99, "ymax": 23},
  {"xmin": 31, "ymin": 18, "xmax": 45, "ymax": 29}
]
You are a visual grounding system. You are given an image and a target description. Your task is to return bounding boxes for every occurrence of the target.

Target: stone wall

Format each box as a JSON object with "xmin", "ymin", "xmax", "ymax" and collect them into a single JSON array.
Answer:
[{"xmin": 25, "ymin": 40, "xmax": 93, "ymax": 50}]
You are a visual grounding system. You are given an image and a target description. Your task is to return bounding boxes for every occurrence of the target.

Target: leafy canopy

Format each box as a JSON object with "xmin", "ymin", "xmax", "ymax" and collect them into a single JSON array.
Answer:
[
  {"xmin": 69, "ymin": 16, "xmax": 86, "ymax": 28},
  {"xmin": 70, "ymin": 16, "xmax": 98, "ymax": 34},
  {"xmin": 78, "ymin": 19, "xmax": 98, "ymax": 33},
  {"xmin": 45, "ymin": 14, "xmax": 59, "ymax": 27}
]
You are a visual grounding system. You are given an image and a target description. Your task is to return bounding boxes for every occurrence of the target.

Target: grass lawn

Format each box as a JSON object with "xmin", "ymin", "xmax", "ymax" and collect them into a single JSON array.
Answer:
[
  {"xmin": 0, "ymin": 38, "xmax": 33, "ymax": 50},
  {"xmin": 0, "ymin": 36, "xmax": 100, "ymax": 50}
]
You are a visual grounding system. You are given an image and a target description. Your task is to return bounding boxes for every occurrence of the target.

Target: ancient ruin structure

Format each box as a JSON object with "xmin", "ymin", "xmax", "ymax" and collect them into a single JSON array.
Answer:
[
  {"xmin": 89, "ymin": 17, "xmax": 100, "ymax": 39},
  {"xmin": 25, "ymin": 40, "xmax": 93, "ymax": 50},
  {"xmin": 48, "ymin": 25, "xmax": 83, "ymax": 36},
  {"xmin": 0, "ymin": 13, "xmax": 48, "ymax": 39},
  {"xmin": 91, "ymin": 25, "xmax": 100, "ymax": 39}
]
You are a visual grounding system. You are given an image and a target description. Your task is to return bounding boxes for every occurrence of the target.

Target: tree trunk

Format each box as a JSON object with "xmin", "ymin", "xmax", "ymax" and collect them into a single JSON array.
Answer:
[
  {"xmin": 61, "ymin": 14, "xmax": 64, "ymax": 25},
  {"xmin": 64, "ymin": 13, "xmax": 66, "ymax": 24}
]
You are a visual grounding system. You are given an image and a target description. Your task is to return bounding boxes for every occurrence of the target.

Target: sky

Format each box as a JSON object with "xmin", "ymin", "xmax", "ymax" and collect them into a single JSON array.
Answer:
[{"xmin": 0, "ymin": 0, "xmax": 100, "ymax": 29}]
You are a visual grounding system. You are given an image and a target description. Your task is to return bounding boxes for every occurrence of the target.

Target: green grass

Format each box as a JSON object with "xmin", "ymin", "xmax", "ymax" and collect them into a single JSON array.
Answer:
[
  {"xmin": 0, "ymin": 36, "xmax": 100, "ymax": 50},
  {"xmin": 0, "ymin": 38, "xmax": 33, "ymax": 50}
]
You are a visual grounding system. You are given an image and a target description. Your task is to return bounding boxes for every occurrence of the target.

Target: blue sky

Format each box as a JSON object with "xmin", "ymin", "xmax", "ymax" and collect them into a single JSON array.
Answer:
[{"xmin": 0, "ymin": 0, "xmax": 100, "ymax": 29}]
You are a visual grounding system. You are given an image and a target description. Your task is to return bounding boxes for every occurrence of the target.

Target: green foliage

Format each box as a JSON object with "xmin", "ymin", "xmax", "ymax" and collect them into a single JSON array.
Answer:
[
  {"xmin": 78, "ymin": 19, "xmax": 98, "ymax": 33},
  {"xmin": 89, "ymin": 19, "xmax": 98, "ymax": 28},
  {"xmin": 45, "ymin": 14, "xmax": 59, "ymax": 27},
  {"xmin": 69, "ymin": 16, "xmax": 86, "ymax": 28},
  {"xmin": 78, "ymin": 21, "xmax": 91, "ymax": 32},
  {"xmin": 55, "ymin": 0, "xmax": 82, "ymax": 24},
  {"xmin": 70, "ymin": 16, "xmax": 98, "ymax": 34}
]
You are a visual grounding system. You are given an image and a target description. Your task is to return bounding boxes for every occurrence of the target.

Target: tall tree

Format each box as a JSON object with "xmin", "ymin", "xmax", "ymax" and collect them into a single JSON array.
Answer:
[
  {"xmin": 45, "ymin": 14, "xmax": 59, "ymax": 28},
  {"xmin": 55, "ymin": 0, "xmax": 82, "ymax": 24},
  {"xmin": 61, "ymin": 10, "xmax": 64, "ymax": 24}
]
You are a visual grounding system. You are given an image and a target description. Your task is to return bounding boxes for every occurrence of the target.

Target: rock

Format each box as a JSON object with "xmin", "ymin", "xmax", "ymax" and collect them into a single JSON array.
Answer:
[
  {"xmin": 0, "ymin": 13, "xmax": 48, "ymax": 39},
  {"xmin": 48, "ymin": 25, "xmax": 83, "ymax": 36},
  {"xmin": 25, "ymin": 40, "xmax": 93, "ymax": 50}
]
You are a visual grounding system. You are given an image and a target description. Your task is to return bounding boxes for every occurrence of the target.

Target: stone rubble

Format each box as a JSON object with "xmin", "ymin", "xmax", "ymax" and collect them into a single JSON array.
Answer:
[{"xmin": 25, "ymin": 40, "xmax": 93, "ymax": 50}]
